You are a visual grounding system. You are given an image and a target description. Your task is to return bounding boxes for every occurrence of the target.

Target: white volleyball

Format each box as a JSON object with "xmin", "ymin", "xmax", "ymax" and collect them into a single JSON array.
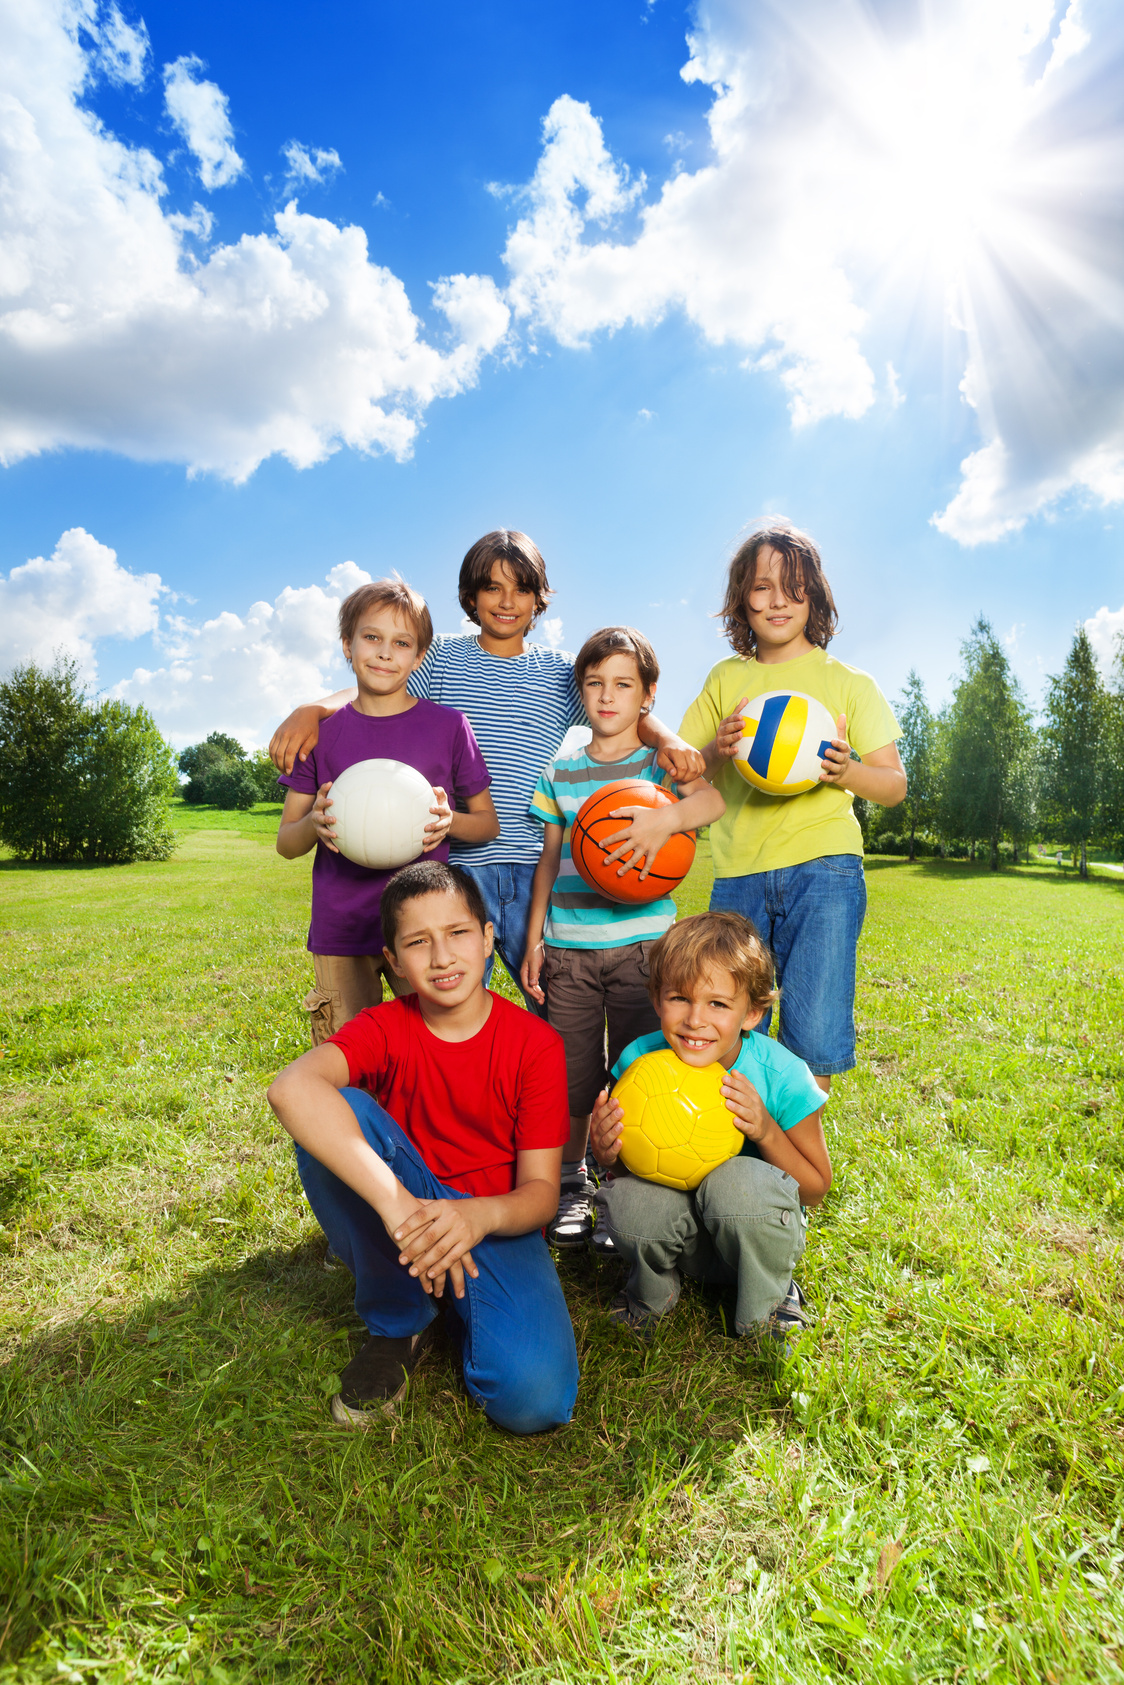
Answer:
[
  {"xmin": 732, "ymin": 691, "xmax": 839, "ymax": 797},
  {"xmin": 326, "ymin": 759, "xmax": 435, "ymax": 869}
]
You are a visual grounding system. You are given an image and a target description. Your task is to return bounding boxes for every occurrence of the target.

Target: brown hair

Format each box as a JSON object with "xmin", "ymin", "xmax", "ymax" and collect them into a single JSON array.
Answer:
[
  {"xmin": 574, "ymin": 626, "xmax": 659, "ymax": 694},
  {"xmin": 339, "ymin": 579, "xmax": 433, "ymax": 656},
  {"xmin": 648, "ymin": 913, "xmax": 778, "ymax": 1013},
  {"xmin": 380, "ymin": 861, "xmax": 488, "ymax": 951},
  {"xmin": 718, "ymin": 522, "xmax": 838, "ymax": 659},
  {"xmin": 458, "ymin": 530, "xmax": 553, "ymax": 624}
]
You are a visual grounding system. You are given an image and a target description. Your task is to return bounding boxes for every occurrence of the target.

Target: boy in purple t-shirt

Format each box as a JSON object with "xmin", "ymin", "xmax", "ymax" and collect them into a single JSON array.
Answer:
[{"xmin": 277, "ymin": 579, "xmax": 498, "ymax": 1043}]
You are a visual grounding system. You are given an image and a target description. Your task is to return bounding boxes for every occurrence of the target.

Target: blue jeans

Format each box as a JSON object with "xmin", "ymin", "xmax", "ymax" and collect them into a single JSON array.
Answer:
[
  {"xmin": 459, "ymin": 860, "xmax": 545, "ymax": 1016},
  {"xmin": 295, "ymin": 1090, "xmax": 579, "ymax": 1434},
  {"xmin": 710, "ymin": 855, "xmax": 866, "ymax": 1075}
]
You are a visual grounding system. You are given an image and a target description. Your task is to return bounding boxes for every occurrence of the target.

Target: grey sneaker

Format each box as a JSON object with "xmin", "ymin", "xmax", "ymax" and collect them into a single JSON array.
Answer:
[
  {"xmin": 765, "ymin": 1279, "xmax": 814, "ymax": 1350},
  {"xmin": 607, "ymin": 1290, "xmax": 661, "ymax": 1339},
  {"xmin": 330, "ymin": 1324, "xmax": 436, "ymax": 1426},
  {"xmin": 547, "ymin": 1182, "xmax": 595, "ymax": 1250}
]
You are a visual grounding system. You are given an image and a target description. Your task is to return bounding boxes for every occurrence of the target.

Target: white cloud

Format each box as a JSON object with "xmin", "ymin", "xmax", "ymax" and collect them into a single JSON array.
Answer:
[
  {"xmin": 1084, "ymin": 604, "xmax": 1124, "ymax": 676},
  {"xmin": 113, "ymin": 562, "xmax": 371, "ymax": 746},
  {"xmin": 0, "ymin": 0, "xmax": 510, "ymax": 479},
  {"xmin": 0, "ymin": 528, "xmax": 161, "ymax": 681},
  {"xmin": 163, "ymin": 55, "xmax": 244, "ymax": 190},
  {"xmin": 89, "ymin": 2, "xmax": 149, "ymax": 86},
  {"xmin": 282, "ymin": 141, "xmax": 342, "ymax": 188},
  {"xmin": 498, "ymin": 0, "xmax": 1124, "ymax": 540},
  {"xmin": 538, "ymin": 617, "xmax": 565, "ymax": 650}
]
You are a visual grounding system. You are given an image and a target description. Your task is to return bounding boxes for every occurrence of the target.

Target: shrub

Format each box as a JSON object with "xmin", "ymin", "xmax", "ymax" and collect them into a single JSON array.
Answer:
[
  {"xmin": 0, "ymin": 659, "xmax": 177, "ymax": 864},
  {"xmin": 178, "ymin": 732, "xmax": 274, "ymax": 809},
  {"xmin": 203, "ymin": 761, "xmax": 259, "ymax": 811}
]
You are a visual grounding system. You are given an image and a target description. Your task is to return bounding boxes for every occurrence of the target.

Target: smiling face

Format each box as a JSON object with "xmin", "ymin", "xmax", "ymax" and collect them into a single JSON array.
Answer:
[
  {"xmin": 342, "ymin": 605, "xmax": 426, "ymax": 700},
  {"xmin": 471, "ymin": 559, "xmax": 538, "ymax": 646},
  {"xmin": 384, "ymin": 888, "xmax": 493, "ymax": 1008},
  {"xmin": 743, "ymin": 544, "xmax": 814, "ymax": 661},
  {"xmin": 579, "ymin": 652, "xmax": 654, "ymax": 741},
  {"xmin": 657, "ymin": 964, "xmax": 765, "ymax": 1070}
]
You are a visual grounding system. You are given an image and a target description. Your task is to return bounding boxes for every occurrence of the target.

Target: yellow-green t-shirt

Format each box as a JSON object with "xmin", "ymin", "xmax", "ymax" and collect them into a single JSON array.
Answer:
[{"xmin": 679, "ymin": 647, "xmax": 900, "ymax": 877}]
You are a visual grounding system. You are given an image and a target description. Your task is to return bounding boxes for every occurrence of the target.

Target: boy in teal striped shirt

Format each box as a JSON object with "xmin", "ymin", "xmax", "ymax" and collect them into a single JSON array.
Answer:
[{"xmin": 522, "ymin": 627, "xmax": 725, "ymax": 1248}]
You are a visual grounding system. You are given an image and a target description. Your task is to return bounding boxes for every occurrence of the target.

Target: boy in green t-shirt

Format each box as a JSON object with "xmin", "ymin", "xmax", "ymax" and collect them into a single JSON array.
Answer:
[{"xmin": 679, "ymin": 522, "xmax": 906, "ymax": 1106}]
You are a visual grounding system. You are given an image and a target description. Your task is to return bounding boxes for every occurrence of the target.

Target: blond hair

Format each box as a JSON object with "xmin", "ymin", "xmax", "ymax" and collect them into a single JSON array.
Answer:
[
  {"xmin": 648, "ymin": 912, "xmax": 778, "ymax": 1012},
  {"xmin": 338, "ymin": 579, "xmax": 433, "ymax": 656}
]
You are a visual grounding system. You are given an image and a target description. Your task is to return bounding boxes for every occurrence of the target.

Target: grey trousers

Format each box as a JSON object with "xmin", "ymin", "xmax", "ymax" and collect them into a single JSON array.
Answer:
[{"xmin": 597, "ymin": 1156, "xmax": 806, "ymax": 1333}]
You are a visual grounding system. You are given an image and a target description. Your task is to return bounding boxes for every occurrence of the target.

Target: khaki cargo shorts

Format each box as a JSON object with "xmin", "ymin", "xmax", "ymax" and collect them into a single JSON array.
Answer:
[{"xmin": 303, "ymin": 952, "xmax": 412, "ymax": 1046}]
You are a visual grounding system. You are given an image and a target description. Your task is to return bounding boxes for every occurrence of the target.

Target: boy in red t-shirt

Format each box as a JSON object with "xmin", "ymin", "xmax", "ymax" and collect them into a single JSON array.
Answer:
[{"xmin": 267, "ymin": 861, "xmax": 577, "ymax": 1435}]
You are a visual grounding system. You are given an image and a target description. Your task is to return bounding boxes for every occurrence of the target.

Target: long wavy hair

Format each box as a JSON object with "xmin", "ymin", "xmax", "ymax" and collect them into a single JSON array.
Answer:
[{"xmin": 718, "ymin": 523, "xmax": 838, "ymax": 659}]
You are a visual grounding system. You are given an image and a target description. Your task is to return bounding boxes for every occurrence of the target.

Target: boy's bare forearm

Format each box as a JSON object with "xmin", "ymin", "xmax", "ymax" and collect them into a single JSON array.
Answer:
[
  {"xmin": 750, "ymin": 1122, "xmax": 830, "ymax": 1205},
  {"xmin": 267, "ymin": 1064, "xmax": 413, "ymax": 1226},
  {"xmin": 465, "ymin": 1178, "xmax": 559, "ymax": 1239},
  {"xmin": 276, "ymin": 813, "xmax": 318, "ymax": 858},
  {"xmin": 449, "ymin": 810, "xmax": 501, "ymax": 844},
  {"xmin": 842, "ymin": 761, "xmax": 907, "ymax": 807}
]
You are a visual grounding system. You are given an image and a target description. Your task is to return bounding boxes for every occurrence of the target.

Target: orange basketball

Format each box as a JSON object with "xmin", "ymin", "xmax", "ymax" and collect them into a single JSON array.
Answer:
[{"xmin": 571, "ymin": 779, "xmax": 696, "ymax": 905}]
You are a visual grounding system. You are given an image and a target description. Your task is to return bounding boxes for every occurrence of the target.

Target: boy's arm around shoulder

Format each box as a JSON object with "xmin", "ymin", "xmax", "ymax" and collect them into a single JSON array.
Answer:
[{"xmin": 269, "ymin": 687, "xmax": 357, "ymax": 776}]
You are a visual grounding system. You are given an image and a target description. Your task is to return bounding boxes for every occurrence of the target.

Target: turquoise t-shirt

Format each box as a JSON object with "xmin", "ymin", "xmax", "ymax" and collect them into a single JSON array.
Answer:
[{"xmin": 612, "ymin": 1030, "xmax": 823, "ymax": 1151}]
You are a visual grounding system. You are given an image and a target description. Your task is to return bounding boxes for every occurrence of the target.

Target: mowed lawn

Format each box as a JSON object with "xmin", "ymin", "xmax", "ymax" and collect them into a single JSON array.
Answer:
[{"xmin": 1, "ymin": 804, "xmax": 1123, "ymax": 1684}]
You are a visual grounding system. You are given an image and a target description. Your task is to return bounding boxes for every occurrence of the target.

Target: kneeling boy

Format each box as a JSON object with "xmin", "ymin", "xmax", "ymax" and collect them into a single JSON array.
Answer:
[
  {"xmin": 267, "ymin": 861, "xmax": 578, "ymax": 1434},
  {"xmin": 589, "ymin": 912, "xmax": 832, "ymax": 1342}
]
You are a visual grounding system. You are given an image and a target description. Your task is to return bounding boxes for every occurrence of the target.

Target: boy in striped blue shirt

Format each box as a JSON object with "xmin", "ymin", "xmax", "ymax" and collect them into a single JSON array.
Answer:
[{"xmin": 522, "ymin": 627, "xmax": 725, "ymax": 1248}]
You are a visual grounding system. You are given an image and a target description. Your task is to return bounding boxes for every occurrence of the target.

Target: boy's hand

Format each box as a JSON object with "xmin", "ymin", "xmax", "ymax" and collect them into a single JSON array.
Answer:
[
  {"xmin": 520, "ymin": 943, "xmax": 546, "ymax": 1005},
  {"xmin": 393, "ymin": 1198, "xmax": 482, "ymax": 1299},
  {"xmin": 715, "ymin": 697, "xmax": 750, "ymax": 760},
  {"xmin": 599, "ymin": 806, "xmax": 674, "ymax": 878},
  {"xmin": 589, "ymin": 1088, "xmax": 624, "ymax": 1166},
  {"xmin": 269, "ymin": 705, "xmax": 324, "ymax": 775},
  {"xmin": 655, "ymin": 738, "xmax": 706, "ymax": 783},
  {"xmin": 423, "ymin": 787, "xmax": 453, "ymax": 851},
  {"xmin": 310, "ymin": 782, "xmax": 339, "ymax": 851},
  {"xmin": 721, "ymin": 1068, "xmax": 773, "ymax": 1142},
  {"xmin": 818, "ymin": 714, "xmax": 851, "ymax": 786}
]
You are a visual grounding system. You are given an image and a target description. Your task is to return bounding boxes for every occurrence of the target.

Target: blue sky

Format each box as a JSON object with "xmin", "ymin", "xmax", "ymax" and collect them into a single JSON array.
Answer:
[{"xmin": 2, "ymin": 0, "xmax": 1122, "ymax": 746}]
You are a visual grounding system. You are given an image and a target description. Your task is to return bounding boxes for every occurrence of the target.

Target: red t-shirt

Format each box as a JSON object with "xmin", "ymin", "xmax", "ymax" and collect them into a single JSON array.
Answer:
[{"xmin": 328, "ymin": 993, "xmax": 570, "ymax": 1197}]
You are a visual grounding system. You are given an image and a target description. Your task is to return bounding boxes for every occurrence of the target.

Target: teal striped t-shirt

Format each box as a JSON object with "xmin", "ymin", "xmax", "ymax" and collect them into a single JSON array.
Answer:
[{"xmin": 529, "ymin": 747, "xmax": 677, "ymax": 951}]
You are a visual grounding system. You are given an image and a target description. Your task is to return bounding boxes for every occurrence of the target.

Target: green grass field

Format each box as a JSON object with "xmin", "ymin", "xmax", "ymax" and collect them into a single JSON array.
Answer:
[{"xmin": 2, "ymin": 802, "xmax": 1123, "ymax": 1683}]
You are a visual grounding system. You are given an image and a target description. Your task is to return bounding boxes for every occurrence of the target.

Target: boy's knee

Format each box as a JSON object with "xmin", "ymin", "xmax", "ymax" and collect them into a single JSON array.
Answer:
[
  {"xmin": 483, "ymin": 1346, "xmax": 578, "ymax": 1436},
  {"xmin": 695, "ymin": 1156, "xmax": 801, "ymax": 1226},
  {"xmin": 599, "ymin": 1175, "xmax": 693, "ymax": 1247}
]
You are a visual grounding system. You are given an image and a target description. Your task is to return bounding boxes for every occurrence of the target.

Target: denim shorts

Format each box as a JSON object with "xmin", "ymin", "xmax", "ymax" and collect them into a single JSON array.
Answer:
[{"xmin": 710, "ymin": 855, "xmax": 866, "ymax": 1075}]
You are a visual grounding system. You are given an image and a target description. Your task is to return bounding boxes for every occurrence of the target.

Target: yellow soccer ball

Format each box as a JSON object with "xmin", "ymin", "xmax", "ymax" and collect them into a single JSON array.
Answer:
[
  {"xmin": 733, "ymin": 690, "xmax": 838, "ymax": 797},
  {"xmin": 613, "ymin": 1049, "xmax": 743, "ymax": 1191}
]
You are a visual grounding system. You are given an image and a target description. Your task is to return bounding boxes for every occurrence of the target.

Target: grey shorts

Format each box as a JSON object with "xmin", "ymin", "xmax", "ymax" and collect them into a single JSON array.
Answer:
[{"xmin": 543, "ymin": 942, "xmax": 661, "ymax": 1117}]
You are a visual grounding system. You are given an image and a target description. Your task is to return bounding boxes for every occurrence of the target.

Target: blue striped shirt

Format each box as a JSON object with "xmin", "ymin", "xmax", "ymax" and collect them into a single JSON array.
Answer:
[
  {"xmin": 407, "ymin": 634, "xmax": 585, "ymax": 868},
  {"xmin": 529, "ymin": 746, "xmax": 677, "ymax": 950}
]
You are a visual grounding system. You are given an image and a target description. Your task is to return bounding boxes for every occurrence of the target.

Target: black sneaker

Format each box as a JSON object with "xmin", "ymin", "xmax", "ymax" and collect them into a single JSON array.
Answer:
[
  {"xmin": 765, "ymin": 1279, "xmax": 814, "ymax": 1352},
  {"xmin": 606, "ymin": 1290, "xmax": 661, "ymax": 1339},
  {"xmin": 547, "ymin": 1182, "xmax": 594, "ymax": 1250},
  {"xmin": 330, "ymin": 1325, "xmax": 436, "ymax": 1426}
]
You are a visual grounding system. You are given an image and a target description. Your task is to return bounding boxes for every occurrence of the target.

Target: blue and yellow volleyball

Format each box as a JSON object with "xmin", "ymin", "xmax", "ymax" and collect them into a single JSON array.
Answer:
[{"xmin": 732, "ymin": 690, "xmax": 837, "ymax": 797}]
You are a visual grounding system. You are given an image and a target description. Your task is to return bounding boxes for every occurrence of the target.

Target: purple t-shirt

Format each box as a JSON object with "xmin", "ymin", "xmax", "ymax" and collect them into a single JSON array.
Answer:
[{"xmin": 279, "ymin": 699, "xmax": 490, "ymax": 956}]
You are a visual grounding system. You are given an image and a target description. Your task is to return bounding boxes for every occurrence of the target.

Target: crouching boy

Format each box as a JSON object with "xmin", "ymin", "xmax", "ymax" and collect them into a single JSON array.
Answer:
[
  {"xmin": 267, "ymin": 861, "xmax": 579, "ymax": 1434},
  {"xmin": 589, "ymin": 912, "xmax": 832, "ymax": 1343}
]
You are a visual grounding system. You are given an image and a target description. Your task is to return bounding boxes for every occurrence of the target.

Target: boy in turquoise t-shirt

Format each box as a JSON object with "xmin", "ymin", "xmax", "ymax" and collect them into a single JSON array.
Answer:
[
  {"xmin": 521, "ymin": 626, "xmax": 725, "ymax": 1249},
  {"xmin": 589, "ymin": 911, "xmax": 831, "ymax": 1342}
]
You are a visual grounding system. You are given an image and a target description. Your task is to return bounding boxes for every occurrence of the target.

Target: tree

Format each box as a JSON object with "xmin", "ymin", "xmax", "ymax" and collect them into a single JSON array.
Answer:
[
  {"xmin": 178, "ymin": 731, "xmax": 270, "ymax": 808},
  {"xmin": 0, "ymin": 660, "xmax": 177, "ymax": 864},
  {"xmin": 0, "ymin": 658, "xmax": 88, "ymax": 861},
  {"xmin": 894, "ymin": 669, "xmax": 935, "ymax": 861},
  {"xmin": 1102, "ymin": 632, "xmax": 1124, "ymax": 863},
  {"xmin": 1041, "ymin": 628, "xmax": 1105, "ymax": 880},
  {"xmin": 937, "ymin": 617, "xmax": 1034, "ymax": 870}
]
